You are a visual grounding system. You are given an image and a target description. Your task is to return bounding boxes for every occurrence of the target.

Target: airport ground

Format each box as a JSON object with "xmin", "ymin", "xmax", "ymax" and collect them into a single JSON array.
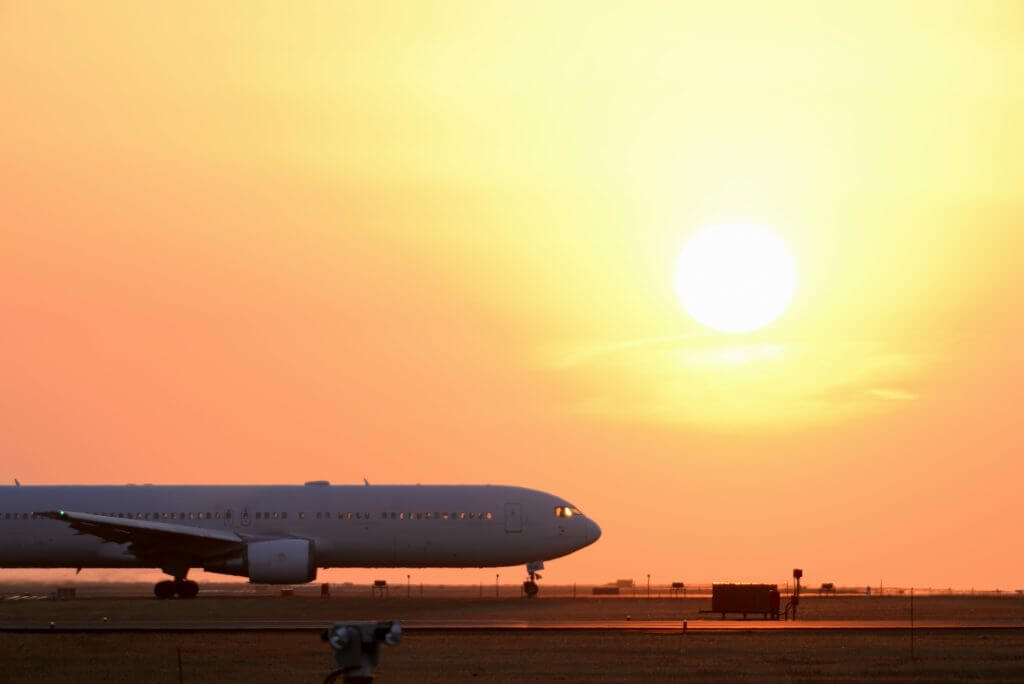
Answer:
[
  {"xmin": 2, "ymin": 588, "xmax": 1023, "ymax": 682},
  {"xmin": 4, "ymin": 628, "xmax": 1024, "ymax": 682}
]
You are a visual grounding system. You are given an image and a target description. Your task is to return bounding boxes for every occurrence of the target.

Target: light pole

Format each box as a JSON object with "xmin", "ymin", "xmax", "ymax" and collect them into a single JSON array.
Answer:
[
  {"xmin": 406, "ymin": 574, "xmax": 410, "ymax": 598},
  {"xmin": 495, "ymin": 573, "xmax": 500, "ymax": 598}
]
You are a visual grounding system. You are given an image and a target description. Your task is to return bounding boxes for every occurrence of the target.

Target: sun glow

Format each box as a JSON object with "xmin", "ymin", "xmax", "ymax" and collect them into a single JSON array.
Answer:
[{"xmin": 675, "ymin": 224, "xmax": 797, "ymax": 334}]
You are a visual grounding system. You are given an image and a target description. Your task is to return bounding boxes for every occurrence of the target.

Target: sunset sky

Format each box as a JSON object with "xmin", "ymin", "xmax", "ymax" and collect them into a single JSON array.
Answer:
[{"xmin": 2, "ymin": 2, "xmax": 1023, "ymax": 589}]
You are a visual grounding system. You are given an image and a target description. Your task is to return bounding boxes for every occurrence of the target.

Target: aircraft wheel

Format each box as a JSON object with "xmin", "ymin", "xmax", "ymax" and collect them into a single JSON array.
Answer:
[
  {"xmin": 523, "ymin": 580, "xmax": 539, "ymax": 597},
  {"xmin": 176, "ymin": 580, "xmax": 199, "ymax": 599},
  {"xmin": 154, "ymin": 580, "xmax": 176, "ymax": 599}
]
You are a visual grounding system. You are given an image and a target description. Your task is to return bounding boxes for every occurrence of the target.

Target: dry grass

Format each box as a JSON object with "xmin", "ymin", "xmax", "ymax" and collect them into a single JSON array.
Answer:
[
  {"xmin": 3, "ymin": 629, "xmax": 1024, "ymax": 682},
  {"xmin": 3, "ymin": 595, "xmax": 1023, "ymax": 624},
  {"xmin": 2, "ymin": 596, "xmax": 1023, "ymax": 682}
]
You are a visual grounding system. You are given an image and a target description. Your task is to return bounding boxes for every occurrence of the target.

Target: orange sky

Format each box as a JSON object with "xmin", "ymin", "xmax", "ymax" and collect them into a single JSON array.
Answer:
[{"xmin": 2, "ymin": 2, "xmax": 1023, "ymax": 590}]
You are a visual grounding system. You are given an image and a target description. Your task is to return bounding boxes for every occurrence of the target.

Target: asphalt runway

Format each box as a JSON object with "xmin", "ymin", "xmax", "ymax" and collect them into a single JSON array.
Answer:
[{"xmin": 3, "ymin": 618, "xmax": 1022, "ymax": 633}]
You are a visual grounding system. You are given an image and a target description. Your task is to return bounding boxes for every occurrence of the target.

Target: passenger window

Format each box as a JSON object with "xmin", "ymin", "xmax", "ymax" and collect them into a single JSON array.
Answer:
[
  {"xmin": 197, "ymin": 513, "xmax": 204, "ymax": 520},
  {"xmin": 315, "ymin": 512, "xmax": 321, "ymax": 519},
  {"xmin": 256, "ymin": 512, "xmax": 263, "ymax": 520},
  {"xmin": 281, "ymin": 512, "xmax": 287, "ymax": 520},
  {"xmin": 299, "ymin": 512, "xmax": 305, "ymax": 520},
  {"xmin": 459, "ymin": 512, "xmax": 466, "ymax": 520},
  {"xmin": 486, "ymin": 512, "xmax": 493, "ymax": 520},
  {"xmin": 215, "ymin": 512, "xmax": 221, "ymax": 519},
  {"xmin": 272, "ymin": 512, "xmax": 279, "ymax": 519}
]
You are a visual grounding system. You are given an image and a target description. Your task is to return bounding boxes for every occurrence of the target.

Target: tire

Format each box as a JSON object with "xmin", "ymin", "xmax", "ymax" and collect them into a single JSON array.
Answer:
[
  {"xmin": 176, "ymin": 580, "xmax": 199, "ymax": 599},
  {"xmin": 154, "ymin": 580, "xmax": 176, "ymax": 599}
]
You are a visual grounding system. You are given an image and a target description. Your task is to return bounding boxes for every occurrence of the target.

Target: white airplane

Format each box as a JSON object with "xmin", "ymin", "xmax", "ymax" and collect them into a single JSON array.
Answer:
[{"xmin": 0, "ymin": 481, "xmax": 600, "ymax": 599}]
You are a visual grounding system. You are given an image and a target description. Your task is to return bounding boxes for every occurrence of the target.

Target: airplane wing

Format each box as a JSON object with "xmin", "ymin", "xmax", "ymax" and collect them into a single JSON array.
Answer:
[{"xmin": 37, "ymin": 510, "xmax": 243, "ymax": 561}]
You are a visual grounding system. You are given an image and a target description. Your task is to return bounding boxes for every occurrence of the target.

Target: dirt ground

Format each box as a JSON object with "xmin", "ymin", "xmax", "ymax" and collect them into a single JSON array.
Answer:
[{"xmin": 3, "ymin": 629, "xmax": 1024, "ymax": 682}]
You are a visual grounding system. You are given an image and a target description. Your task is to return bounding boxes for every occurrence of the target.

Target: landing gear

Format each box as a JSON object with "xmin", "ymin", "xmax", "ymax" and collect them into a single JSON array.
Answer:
[
  {"xmin": 154, "ymin": 578, "xmax": 199, "ymax": 599},
  {"xmin": 522, "ymin": 561, "xmax": 544, "ymax": 598}
]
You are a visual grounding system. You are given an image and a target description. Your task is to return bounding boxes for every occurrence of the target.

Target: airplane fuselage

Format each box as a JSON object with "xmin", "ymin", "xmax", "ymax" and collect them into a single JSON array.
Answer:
[{"xmin": 0, "ymin": 484, "xmax": 600, "ymax": 572}]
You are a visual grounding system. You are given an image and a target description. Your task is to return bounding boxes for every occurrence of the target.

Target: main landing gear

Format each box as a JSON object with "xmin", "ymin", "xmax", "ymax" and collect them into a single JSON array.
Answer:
[
  {"xmin": 154, "ymin": 571, "xmax": 199, "ymax": 599},
  {"xmin": 522, "ymin": 561, "xmax": 544, "ymax": 598}
]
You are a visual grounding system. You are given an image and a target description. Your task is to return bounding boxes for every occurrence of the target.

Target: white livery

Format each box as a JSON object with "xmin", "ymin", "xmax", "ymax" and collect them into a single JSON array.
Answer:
[{"xmin": 0, "ymin": 482, "xmax": 600, "ymax": 598}]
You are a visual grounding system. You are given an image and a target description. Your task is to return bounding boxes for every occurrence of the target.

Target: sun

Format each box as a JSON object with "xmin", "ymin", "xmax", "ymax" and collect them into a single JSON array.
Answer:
[{"xmin": 675, "ymin": 224, "xmax": 796, "ymax": 334}]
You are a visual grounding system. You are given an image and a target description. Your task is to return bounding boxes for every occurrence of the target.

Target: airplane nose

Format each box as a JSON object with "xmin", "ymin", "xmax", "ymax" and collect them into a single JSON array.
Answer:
[{"xmin": 586, "ymin": 518, "xmax": 602, "ymax": 545}]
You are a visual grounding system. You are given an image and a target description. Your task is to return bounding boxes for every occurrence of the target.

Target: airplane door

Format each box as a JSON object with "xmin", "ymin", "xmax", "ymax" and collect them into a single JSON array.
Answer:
[
  {"xmin": 504, "ymin": 502, "xmax": 522, "ymax": 533},
  {"xmin": 240, "ymin": 508, "xmax": 251, "ymax": 527},
  {"xmin": 223, "ymin": 509, "xmax": 234, "ymax": 527}
]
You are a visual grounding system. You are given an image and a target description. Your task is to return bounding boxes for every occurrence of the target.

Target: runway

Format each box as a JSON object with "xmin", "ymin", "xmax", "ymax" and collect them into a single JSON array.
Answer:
[{"xmin": 2, "ymin": 618, "xmax": 1022, "ymax": 633}]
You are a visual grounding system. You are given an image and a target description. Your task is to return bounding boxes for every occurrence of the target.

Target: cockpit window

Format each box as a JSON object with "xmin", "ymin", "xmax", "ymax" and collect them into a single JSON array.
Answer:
[{"xmin": 554, "ymin": 506, "xmax": 584, "ymax": 518}]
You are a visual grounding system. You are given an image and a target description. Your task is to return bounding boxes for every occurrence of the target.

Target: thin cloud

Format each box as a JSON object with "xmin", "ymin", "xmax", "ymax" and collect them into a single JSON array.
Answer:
[{"xmin": 546, "ymin": 336, "xmax": 939, "ymax": 428}]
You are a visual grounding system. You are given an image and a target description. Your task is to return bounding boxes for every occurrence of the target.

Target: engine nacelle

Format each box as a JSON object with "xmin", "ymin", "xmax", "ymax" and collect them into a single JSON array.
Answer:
[
  {"xmin": 204, "ymin": 538, "xmax": 317, "ymax": 584},
  {"xmin": 247, "ymin": 539, "xmax": 316, "ymax": 584}
]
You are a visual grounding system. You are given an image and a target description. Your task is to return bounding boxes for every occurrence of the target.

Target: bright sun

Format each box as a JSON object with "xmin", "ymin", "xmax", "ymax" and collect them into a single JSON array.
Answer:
[{"xmin": 675, "ymin": 224, "xmax": 797, "ymax": 334}]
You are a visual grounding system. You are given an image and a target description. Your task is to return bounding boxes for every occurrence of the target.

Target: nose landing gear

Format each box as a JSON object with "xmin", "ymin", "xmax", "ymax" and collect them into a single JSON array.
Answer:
[{"xmin": 522, "ymin": 561, "xmax": 545, "ymax": 598}]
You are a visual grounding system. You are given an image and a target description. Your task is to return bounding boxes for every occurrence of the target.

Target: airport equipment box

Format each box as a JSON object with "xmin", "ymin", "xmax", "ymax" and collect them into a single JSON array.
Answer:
[{"xmin": 711, "ymin": 583, "xmax": 780, "ymax": 617}]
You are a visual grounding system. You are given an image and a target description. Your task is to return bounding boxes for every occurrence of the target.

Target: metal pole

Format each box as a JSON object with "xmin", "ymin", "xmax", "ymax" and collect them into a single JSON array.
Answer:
[
  {"xmin": 647, "ymin": 574, "xmax": 651, "ymax": 599},
  {"xmin": 406, "ymin": 574, "xmax": 410, "ymax": 599},
  {"xmin": 495, "ymin": 573, "xmax": 499, "ymax": 598},
  {"xmin": 910, "ymin": 587, "xmax": 915, "ymax": 659}
]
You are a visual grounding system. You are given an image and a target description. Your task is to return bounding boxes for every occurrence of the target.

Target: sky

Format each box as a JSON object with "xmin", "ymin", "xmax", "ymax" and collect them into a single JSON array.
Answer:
[{"xmin": 2, "ymin": 2, "xmax": 1023, "ymax": 590}]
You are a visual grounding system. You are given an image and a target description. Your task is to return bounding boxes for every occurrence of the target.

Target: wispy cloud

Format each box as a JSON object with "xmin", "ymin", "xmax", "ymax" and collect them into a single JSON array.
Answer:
[{"xmin": 545, "ymin": 336, "xmax": 939, "ymax": 428}]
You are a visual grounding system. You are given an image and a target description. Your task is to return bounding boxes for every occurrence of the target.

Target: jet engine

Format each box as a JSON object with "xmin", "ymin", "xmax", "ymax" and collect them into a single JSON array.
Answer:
[{"xmin": 204, "ymin": 538, "xmax": 317, "ymax": 584}]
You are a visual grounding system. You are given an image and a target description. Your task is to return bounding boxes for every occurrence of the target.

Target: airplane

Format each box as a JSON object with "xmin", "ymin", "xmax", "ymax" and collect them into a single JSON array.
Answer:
[{"xmin": 0, "ymin": 481, "xmax": 601, "ymax": 599}]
